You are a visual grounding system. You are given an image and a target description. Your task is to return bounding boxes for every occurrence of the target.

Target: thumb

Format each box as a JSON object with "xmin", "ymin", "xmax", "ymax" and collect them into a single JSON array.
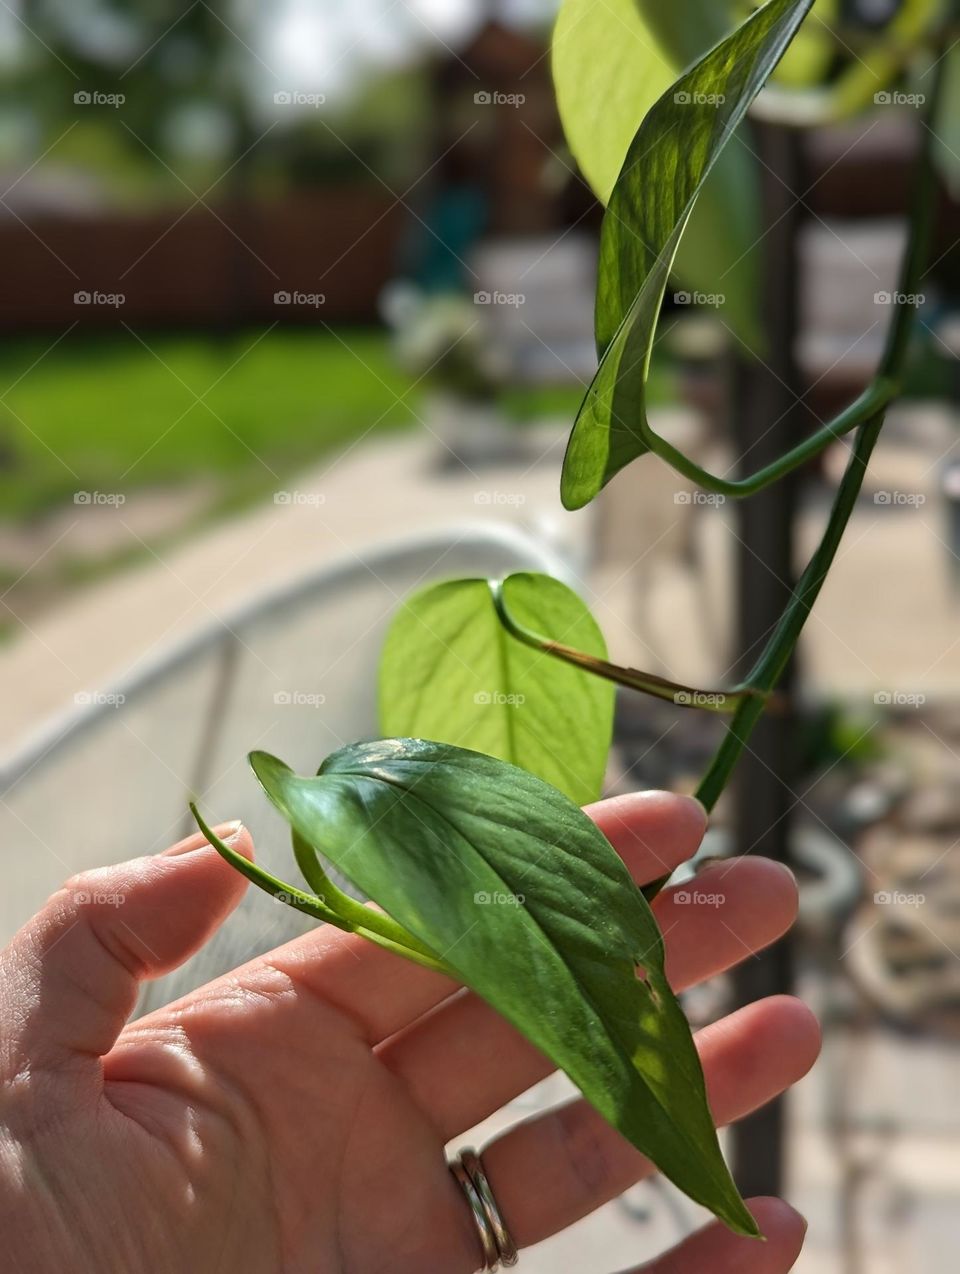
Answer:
[{"xmin": 0, "ymin": 823, "xmax": 253, "ymax": 1080}]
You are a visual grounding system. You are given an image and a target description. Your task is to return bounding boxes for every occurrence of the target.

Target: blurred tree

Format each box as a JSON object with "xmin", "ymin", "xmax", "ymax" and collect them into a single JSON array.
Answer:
[
  {"xmin": 6, "ymin": 1, "xmax": 431, "ymax": 198},
  {"xmin": 16, "ymin": 1, "xmax": 248, "ymax": 172}
]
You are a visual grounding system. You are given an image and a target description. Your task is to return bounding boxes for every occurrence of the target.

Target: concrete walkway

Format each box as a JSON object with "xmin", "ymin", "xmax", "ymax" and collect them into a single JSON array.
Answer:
[
  {"xmin": 0, "ymin": 424, "xmax": 586, "ymax": 758},
  {"xmin": 3, "ymin": 402, "xmax": 960, "ymax": 761}
]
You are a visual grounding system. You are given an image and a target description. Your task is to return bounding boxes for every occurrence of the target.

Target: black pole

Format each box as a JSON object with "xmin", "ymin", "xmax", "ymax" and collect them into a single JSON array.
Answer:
[{"xmin": 729, "ymin": 121, "xmax": 809, "ymax": 1197}]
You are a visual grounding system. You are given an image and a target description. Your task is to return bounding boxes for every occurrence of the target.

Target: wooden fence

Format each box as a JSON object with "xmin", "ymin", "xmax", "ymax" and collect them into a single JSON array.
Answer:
[{"xmin": 0, "ymin": 188, "xmax": 404, "ymax": 331}]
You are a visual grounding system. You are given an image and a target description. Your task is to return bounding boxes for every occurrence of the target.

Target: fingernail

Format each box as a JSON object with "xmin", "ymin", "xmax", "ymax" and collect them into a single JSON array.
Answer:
[{"xmin": 164, "ymin": 820, "xmax": 243, "ymax": 856}]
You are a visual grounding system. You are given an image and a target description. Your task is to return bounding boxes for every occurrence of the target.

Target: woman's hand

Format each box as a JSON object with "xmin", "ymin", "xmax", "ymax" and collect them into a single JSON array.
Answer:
[{"xmin": 0, "ymin": 791, "xmax": 818, "ymax": 1272}]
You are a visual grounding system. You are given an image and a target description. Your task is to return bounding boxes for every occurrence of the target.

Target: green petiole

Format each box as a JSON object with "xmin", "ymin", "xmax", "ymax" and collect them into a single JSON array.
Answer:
[
  {"xmin": 489, "ymin": 578, "xmax": 767, "ymax": 714},
  {"xmin": 632, "ymin": 375, "xmax": 897, "ymax": 499},
  {"xmin": 191, "ymin": 803, "xmax": 451, "ymax": 974}
]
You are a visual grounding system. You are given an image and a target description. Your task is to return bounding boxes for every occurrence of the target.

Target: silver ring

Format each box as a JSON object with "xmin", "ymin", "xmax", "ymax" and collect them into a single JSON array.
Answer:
[
  {"xmin": 450, "ymin": 1147, "xmax": 519, "ymax": 1270},
  {"xmin": 460, "ymin": 1149, "xmax": 518, "ymax": 1266},
  {"xmin": 451, "ymin": 1153, "xmax": 500, "ymax": 1270}
]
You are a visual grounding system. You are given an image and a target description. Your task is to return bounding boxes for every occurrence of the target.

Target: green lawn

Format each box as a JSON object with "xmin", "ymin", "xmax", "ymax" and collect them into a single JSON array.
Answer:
[
  {"xmin": 0, "ymin": 327, "xmax": 426, "ymax": 521},
  {"xmin": 0, "ymin": 326, "xmax": 616, "ymax": 524}
]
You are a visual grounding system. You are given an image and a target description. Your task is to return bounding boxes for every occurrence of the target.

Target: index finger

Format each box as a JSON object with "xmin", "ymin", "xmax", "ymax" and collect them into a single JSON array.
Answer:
[{"xmin": 201, "ymin": 790, "xmax": 708, "ymax": 1046}]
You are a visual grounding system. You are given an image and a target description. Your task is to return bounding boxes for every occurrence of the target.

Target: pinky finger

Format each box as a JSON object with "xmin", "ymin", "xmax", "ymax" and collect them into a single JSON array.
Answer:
[{"xmin": 625, "ymin": 1197, "xmax": 807, "ymax": 1274}]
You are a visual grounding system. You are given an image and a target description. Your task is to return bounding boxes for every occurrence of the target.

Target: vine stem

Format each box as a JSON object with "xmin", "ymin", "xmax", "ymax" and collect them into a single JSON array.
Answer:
[
  {"xmin": 642, "ymin": 52, "xmax": 944, "ymax": 902},
  {"xmin": 192, "ymin": 804, "xmax": 451, "ymax": 974},
  {"xmin": 489, "ymin": 579, "xmax": 766, "ymax": 713},
  {"xmin": 636, "ymin": 374, "xmax": 896, "ymax": 498}
]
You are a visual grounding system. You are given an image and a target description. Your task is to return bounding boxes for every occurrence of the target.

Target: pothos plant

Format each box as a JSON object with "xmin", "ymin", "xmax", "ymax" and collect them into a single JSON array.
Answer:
[{"xmin": 193, "ymin": 0, "xmax": 951, "ymax": 1238}]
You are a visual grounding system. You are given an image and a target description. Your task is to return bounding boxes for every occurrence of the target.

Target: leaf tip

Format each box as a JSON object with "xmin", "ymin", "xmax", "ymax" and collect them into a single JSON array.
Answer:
[
  {"xmin": 189, "ymin": 802, "xmax": 234, "ymax": 865},
  {"xmin": 248, "ymin": 749, "xmax": 292, "ymax": 787},
  {"xmin": 725, "ymin": 1199, "xmax": 764, "ymax": 1239},
  {"xmin": 559, "ymin": 449, "xmax": 596, "ymax": 512}
]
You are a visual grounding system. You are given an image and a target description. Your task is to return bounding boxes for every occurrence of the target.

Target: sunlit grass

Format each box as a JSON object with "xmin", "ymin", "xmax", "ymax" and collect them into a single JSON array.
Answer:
[
  {"xmin": 0, "ymin": 324, "xmax": 675, "ymax": 523},
  {"xmin": 0, "ymin": 326, "xmax": 424, "ymax": 520}
]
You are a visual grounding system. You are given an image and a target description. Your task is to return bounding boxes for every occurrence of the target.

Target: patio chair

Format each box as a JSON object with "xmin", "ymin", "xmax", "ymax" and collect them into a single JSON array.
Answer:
[{"xmin": 0, "ymin": 523, "xmax": 571, "ymax": 1012}]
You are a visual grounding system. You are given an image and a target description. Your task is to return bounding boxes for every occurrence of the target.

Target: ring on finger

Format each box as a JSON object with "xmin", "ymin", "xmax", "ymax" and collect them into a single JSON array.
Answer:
[{"xmin": 450, "ymin": 1146, "xmax": 518, "ymax": 1270}]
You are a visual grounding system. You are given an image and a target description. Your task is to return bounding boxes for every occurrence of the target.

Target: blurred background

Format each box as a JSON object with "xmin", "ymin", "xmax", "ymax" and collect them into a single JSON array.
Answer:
[{"xmin": 1, "ymin": 1, "xmax": 960, "ymax": 1270}]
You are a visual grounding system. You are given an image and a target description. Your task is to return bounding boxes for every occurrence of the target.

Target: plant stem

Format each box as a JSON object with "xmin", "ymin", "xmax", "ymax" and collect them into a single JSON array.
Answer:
[
  {"xmin": 489, "ymin": 580, "xmax": 766, "ymax": 713},
  {"xmin": 192, "ymin": 805, "xmax": 451, "ymax": 974},
  {"xmin": 637, "ymin": 374, "xmax": 896, "ymax": 498},
  {"xmin": 642, "ymin": 53, "xmax": 943, "ymax": 901},
  {"xmin": 697, "ymin": 64, "xmax": 941, "ymax": 804},
  {"xmin": 291, "ymin": 829, "xmax": 442, "ymax": 963}
]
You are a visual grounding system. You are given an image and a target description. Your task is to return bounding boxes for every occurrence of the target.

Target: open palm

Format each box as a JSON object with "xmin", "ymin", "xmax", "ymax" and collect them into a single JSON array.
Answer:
[{"xmin": 0, "ymin": 791, "xmax": 818, "ymax": 1273}]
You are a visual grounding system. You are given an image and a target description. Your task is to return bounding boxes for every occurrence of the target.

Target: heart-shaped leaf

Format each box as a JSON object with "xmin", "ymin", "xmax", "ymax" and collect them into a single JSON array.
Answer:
[
  {"xmin": 561, "ymin": 0, "xmax": 815, "ymax": 510},
  {"xmin": 379, "ymin": 572, "xmax": 614, "ymax": 807},
  {"xmin": 245, "ymin": 740, "xmax": 757, "ymax": 1236}
]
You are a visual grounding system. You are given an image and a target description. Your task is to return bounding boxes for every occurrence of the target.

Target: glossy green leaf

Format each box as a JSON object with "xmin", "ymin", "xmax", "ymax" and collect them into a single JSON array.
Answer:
[
  {"xmin": 553, "ymin": 0, "xmax": 762, "ymax": 349},
  {"xmin": 248, "ymin": 740, "xmax": 757, "ymax": 1236},
  {"xmin": 561, "ymin": 0, "xmax": 815, "ymax": 511},
  {"xmin": 379, "ymin": 572, "xmax": 613, "ymax": 807}
]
